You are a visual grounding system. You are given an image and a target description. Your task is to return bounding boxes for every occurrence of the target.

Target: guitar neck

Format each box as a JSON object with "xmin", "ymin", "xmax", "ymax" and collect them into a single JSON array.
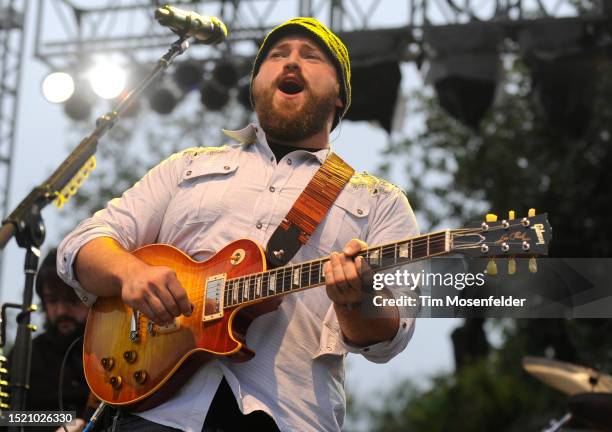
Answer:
[{"xmin": 223, "ymin": 230, "xmax": 452, "ymax": 308}]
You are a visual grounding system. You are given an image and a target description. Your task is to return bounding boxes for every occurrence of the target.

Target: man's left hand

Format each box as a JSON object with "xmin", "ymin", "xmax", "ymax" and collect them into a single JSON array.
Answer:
[{"xmin": 323, "ymin": 239, "xmax": 372, "ymax": 309}]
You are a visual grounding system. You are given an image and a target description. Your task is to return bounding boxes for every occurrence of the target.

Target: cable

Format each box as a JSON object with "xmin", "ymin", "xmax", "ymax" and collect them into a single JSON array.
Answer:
[{"xmin": 58, "ymin": 335, "xmax": 83, "ymax": 432}]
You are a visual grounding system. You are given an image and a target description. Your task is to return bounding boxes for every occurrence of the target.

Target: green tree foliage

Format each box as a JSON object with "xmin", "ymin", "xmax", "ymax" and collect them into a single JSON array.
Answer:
[{"xmin": 366, "ymin": 54, "xmax": 612, "ymax": 431}]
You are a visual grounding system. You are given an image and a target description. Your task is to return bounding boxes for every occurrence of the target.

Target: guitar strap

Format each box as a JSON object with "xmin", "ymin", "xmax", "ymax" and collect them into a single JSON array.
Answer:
[{"xmin": 266, "ymin": 152, "xmax": 354, "ymax": 268}]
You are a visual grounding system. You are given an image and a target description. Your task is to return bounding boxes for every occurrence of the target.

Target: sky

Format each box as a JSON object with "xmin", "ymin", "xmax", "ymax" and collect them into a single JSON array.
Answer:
[{"xmin": 0, "ymin": 0, "xmax": 461, "ymax": 406}]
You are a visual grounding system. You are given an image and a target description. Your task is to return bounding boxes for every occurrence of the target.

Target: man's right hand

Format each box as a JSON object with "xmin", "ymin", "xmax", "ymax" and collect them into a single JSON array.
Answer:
[
  {"xmin": 74, "ymin": 237, "xmax": 193, "ymax": 325},
  {"xmin": 121, "ymin": 260, "xmax": 193, "ymax": 325}
]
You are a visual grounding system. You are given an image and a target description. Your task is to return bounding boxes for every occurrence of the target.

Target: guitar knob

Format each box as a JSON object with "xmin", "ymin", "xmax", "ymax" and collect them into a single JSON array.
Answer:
[
  {"xmin": 101, "ymin": 357, "xmax": 115, "ymax": 371},
  {"xmin": 508, "ymin": 210, "xmax": 515, "ymax": 220},
  {"xmin": 109, "ymin": 376, "xmax": 122, "ymax": 390},
  {"xmin": 528, "ymin": 208, "xmax": 536, "ymax": 217},
  {"xmin": 133, "ymin": 370, "xmax": 148, "ymax": 384},
  {"xmin": 123, "ymin": 350, "xmax": 137, "ymax": 363},
  {"xmin": 485, "ymin": 213, "xmax": 498, "ymax": 222}
]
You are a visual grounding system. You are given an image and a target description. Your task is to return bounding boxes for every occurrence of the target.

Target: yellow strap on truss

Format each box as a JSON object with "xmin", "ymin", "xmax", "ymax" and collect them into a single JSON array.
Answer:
[{"xmin": 54, "ymin": 155, "xmax": 97, "ymax": 208}]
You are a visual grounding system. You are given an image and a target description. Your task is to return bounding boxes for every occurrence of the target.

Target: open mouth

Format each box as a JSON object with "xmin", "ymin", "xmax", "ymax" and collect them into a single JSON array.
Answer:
[{"xmin": 278, "ymin": 76, "xmax": 305, "ymax": 95}]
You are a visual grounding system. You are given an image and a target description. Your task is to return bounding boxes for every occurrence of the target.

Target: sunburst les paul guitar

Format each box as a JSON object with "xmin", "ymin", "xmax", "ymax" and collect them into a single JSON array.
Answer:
[{"xmin": 84, "ymin": 211, "xmax": 551, "ymax": 411}]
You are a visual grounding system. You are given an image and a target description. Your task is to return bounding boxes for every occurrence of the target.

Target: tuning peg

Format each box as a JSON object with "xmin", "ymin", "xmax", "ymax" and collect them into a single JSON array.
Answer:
[
  {"xmin": 528, "ymin": 208, "xmax": 536, "ymax": 217},
  {"xmin": 508, "ymin": 210, "xmax": 515, "ymax": 220},
  {"xmin": 529, "ymin": 257, "xmax": 537, "ymax": 273},
  {"xmin": 486, "ymin": 213, "xmax": 498, "ymax": 222},
  {"xmin": 486, "ymin": 259, "xmax": 498, "ymax": 276},
  {"xmin": 508, "ymin": 258, "xmax": 516, "ymax": 275}
]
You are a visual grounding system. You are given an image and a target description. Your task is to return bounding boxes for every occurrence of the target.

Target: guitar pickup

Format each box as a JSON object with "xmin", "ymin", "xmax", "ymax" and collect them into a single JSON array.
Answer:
[
  {"xmin": 203, "ymin": 274, "xmax": 226, "ymax": 322},
  {"xmin": 156, "ymin": 319, "xmax": 179, "ymax": 334}
]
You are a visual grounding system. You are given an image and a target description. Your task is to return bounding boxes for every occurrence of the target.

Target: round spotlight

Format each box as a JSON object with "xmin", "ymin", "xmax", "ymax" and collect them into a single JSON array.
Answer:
[
  {"xmin": 212, "ymin": 60, "xmax": 239, "ymax": 89},
  {"xmin": 149, "ymin": 87, "xmax": 180, "ymax": 115},
  {"xmin": 174, "ymin": 61, "xmax": 203, "ymax": 92},
  {"xmin": 42, "ymin": 72, "xmax": 75, "ymax": 103},
  {"xmin": 64, "ymin": 91, "xmax": 92, "ymax": 121},
  {"xmin": 200, "ymin": 82, "xmax": 230, "ymax": 111},
  {"xmin": 88, "ymin": 63, "xmax": 126, "ymax": 99},
  {"xmin": 237, "ymin": 82, "xmax": 252, "ymax": 110}
]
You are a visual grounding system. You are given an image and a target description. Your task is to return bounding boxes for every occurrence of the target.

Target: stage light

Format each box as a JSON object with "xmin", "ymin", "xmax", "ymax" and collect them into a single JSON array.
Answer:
[
  {"xmin": 42, "ymin": 72, "xmax": 75, "ymax": 103},
  {"xmin": 424, "ymin": 26, "xmax": 502, "ymax": 129},
  {"xmin": 200, "ymin": 81, "xmax": 229, "ymax": 111},
  {"xmin": 212, "ymin": 59, "xmax": 239, "ymax": 89},
  {"xmin": 237, "ymin": 82, "xmax": 252, "ymax": 110},
  {"xmin": 64, "ymin": 90, "xmax": 92, "ymax": 121},
  {"xmin": 518, "ymin": 22, "xmax": 599, "ymax": 138},
  {"xmin": 88, "ymin": 62, "xmax": 126, "ymax": 99},
  {"xmin": 174, "ymin": 60, "xmax": 203, "ymax": 92}
]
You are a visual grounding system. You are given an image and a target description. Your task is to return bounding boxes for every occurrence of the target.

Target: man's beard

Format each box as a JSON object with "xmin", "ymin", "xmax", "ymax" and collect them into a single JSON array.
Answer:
[
  {"xmin": 45, "ymin": 315, "xmax": 86, "ymax": 350},
  {"xmin": 254, "ymin": 85, "xmax": 337, "ymax": 142}
]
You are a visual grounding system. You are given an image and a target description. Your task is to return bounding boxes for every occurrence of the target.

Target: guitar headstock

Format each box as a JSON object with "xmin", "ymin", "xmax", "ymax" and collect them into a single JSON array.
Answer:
[{"xmin": 451, "ymin": 209, "xmax": 552, "ymax": 275}]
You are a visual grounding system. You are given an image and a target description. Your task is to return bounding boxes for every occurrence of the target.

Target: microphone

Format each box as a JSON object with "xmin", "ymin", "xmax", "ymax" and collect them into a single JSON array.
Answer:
[{"xmin": 155, "ymin": 5, "xmax": 227, "ymax": 45}]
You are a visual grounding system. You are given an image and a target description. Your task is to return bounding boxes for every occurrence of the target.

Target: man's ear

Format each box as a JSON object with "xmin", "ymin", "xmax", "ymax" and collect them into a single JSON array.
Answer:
[{"xmin": 335, "ymin": 96, "xmax": 343, "ymax": 108}]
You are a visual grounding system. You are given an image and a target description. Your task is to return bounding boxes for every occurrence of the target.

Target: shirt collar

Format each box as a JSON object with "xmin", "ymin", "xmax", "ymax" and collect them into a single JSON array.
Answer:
[{"xmin": 222, "ymin": 123, "xmax": 331, "ymax": 164}]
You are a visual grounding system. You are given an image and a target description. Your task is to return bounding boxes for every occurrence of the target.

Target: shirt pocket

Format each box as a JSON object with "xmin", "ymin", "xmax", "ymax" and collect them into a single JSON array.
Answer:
[
  {"xmin": 169, "ymin": 155, "xmax": 239, "ymax": 227},
  {"xmin": 305, "ymin": 191, "xmax": 370, "ymax": 255}
]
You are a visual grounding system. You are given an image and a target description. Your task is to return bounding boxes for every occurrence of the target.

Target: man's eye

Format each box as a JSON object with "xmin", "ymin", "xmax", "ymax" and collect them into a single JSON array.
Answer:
[
  {"xmin": 305, "ymin": 53, "xmax": 320, "ymax": 60},
  {"xmin": 269, "ymin": 52, "xmax": 283, "ymax": 58}
]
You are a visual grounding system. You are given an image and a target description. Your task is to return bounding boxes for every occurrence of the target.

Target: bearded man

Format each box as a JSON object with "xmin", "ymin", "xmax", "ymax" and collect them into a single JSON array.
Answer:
[
  {"xmin": 58, "ymin": 17, "xmax": 419, "ymax": 432},
  {"xmin": 8, "ymin": 249, "xmax": 90, "ymax": 431}
]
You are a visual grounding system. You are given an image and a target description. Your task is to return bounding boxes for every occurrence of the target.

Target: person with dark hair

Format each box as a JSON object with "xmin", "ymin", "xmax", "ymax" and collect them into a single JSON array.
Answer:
[{"xmin": 9, "ymin": 249, "xmax": 90, "ymax": 431}]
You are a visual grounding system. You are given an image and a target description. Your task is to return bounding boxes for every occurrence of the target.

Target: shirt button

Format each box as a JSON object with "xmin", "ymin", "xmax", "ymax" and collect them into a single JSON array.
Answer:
[
  {"xmin": 402, "ymin": 322, "xmax": 407, "ymax": 329},
  {"xmin": 186, "ymin": 170, "xmax": 192, "ymax": 176},
  {"xmin": 287, "ymin": 159, "xmax": 292, "ymax": 165},
  {"xmin": 327, "ymin": 346, "xmax": 332, "ymax": 351},
  {"xmin": 357, "ymin": 209, "xmax": 363, "ymax": 215},
  {"xmin": 270, "ymin": 156, "xmax": 274, "ymax": 162},
  {"xmin": 256, "ymin": 222, "xmax": 263, "ymax": 229},
  {"xmin": 82, "ymin": 296, "xmax": 88, "ymax": 302},
  {"xmin": 224, "ymin": 165, "xmax": 231, "ymax": 170},
  {"xmin": 269, "ymin": 186, "xmax": 275, "ymax": 193}
]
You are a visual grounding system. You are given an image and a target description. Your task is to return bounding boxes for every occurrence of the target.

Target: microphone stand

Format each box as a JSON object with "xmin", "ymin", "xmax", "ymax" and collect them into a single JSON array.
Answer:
[{"xmin": 1, "ymin": 35, "xmax": 192, "ymax": 431}]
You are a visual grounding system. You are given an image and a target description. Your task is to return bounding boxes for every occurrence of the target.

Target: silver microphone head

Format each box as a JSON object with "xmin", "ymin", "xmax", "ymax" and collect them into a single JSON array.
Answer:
[{"xmin": 155, "ymin": 5, "xmax": 228, "ymax": 45}]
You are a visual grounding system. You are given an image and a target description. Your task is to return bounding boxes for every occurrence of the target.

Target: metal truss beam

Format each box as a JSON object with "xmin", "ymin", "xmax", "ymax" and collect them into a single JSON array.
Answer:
[
  {"xmin": 0, "ymin": 0, "xmax": 27, "ymax": 220},
  {"xmin": 33, "ymin": 0, "xmax": 611, "ymax": 71}
]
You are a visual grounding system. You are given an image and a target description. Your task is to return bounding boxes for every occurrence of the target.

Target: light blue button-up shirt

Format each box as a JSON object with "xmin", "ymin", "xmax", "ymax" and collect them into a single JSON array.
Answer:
[{"xmin": 58, "ymin": 124, "xmax": 419, "ymax": 432}]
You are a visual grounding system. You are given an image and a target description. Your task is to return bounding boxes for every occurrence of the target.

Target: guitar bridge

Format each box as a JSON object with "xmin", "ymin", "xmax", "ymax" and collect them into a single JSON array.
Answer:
[{"xmin": 203, "ymin": 274, "xmax": 225, "ymax": 322}]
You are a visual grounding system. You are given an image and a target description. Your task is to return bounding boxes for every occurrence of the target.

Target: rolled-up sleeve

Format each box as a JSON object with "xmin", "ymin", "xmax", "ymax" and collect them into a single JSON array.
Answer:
[
  {"xmin": 330, "ymin": 184, "xmax": 420, "ymax": 363},
  {"xmin": 57, "ymin": 150, "xmax": 190, "ymax": 306}
]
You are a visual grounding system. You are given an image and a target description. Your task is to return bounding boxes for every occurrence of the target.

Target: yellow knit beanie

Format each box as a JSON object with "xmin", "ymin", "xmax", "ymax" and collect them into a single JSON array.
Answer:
[{"xmin": 250, "ymin": 17, "xmax": 351, "ymax": 130}]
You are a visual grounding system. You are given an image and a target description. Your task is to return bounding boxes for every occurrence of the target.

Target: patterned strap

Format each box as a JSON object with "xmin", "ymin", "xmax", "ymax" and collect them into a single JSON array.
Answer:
[{"xmin": 266, "ymin": 152, "xmax": 354, "ymax": 267}]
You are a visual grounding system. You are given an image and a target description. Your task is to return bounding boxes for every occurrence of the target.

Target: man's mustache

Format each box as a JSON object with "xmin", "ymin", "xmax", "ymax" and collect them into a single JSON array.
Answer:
[{"xmin": 53, "ymin": 314, "xmax": 81, "ymax": 326}]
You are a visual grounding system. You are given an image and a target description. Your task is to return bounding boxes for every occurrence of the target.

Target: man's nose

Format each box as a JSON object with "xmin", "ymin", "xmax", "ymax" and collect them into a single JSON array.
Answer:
[{"xmin": 284, "ymin": 52, "xmax": 301, "ymax": 70}]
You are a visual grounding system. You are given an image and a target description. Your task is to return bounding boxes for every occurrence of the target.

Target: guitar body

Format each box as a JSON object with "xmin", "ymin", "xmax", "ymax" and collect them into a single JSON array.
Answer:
[{"xmin": 83, "ymin": 239, "xmax": 278, "ymax": 411}]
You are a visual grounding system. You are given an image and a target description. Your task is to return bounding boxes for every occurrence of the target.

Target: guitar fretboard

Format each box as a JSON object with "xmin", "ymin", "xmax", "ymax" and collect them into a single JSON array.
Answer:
[{"xmin": 223, "ymin": 230, "xmax": 450, "ymax": 308}]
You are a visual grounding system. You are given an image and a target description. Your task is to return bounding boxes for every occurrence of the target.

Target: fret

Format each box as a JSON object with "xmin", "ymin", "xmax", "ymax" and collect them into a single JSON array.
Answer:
[
  {"xmin": 242, "ymin": 278, "xmax": 249, "ymax": 301},
  {"xmin": 394, "ymin": 243, "xmax": 398, "ymax": 265},
  {"xmin": 225, "ymin": 281, "xmax": 232, "ymax": 306},
  {"xmin": 255, "ymin": 275, "xmax": 262, "ymax": 298},
  {"xmin": 280, "ymin": 268, "xmax": 289, "ymax": 293},
  {"xmin": 426, "ymin": 235, "xmax": 430, "ymax": 256},
  {"xmin": 412, "ymin": 237, "xmax": 427, "ymax": 259},
  {"xmin": 409, "ymin": 238, "xmax": 413, "ymax": 260},
  {"xmin": 381, "ymin": 245, "xmax": 395, "ymax": 267}
]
